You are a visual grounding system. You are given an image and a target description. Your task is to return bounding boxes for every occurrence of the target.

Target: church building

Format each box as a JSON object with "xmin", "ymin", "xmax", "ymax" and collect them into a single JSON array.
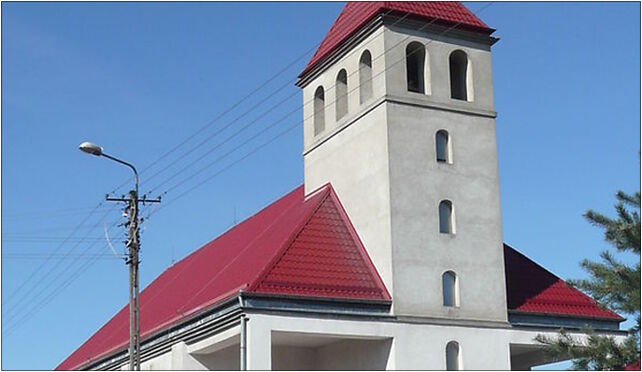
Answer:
[{"xmin": 57, "ymin": 2, "xmax": 626, "ymax": 370}]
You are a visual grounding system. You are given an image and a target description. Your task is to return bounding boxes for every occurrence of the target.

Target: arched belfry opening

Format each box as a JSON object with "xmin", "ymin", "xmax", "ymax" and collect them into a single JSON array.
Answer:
[
  {"xmin": 336, "ymin": 69, "xmax": 348, "ymax": 121},
  {"xmin": 314, "ymin": 86, "xmax": 325, "ymax": 135},
  {"xmin": 406, "ymin": 42, "xmax": 427, "ymax": 94},
  {"xmin": 359, "ymin": 50, "xmax": 373, "ymax": 103},
  {"xmin": 449, "ymin": 50, "xmax": 472, "ymax": 101}
]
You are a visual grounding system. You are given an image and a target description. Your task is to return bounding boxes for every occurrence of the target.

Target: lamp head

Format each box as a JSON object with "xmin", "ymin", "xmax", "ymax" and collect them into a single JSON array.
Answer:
[{"xmin": 78, "ymin": 142, "xmax": 103, "ymax": 156}]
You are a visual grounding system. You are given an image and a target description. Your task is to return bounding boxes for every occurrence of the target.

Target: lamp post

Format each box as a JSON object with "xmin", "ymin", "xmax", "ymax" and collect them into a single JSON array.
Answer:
[{"xmin": 79, "ymin": 142, "xmax": 142, "ymax": 371}]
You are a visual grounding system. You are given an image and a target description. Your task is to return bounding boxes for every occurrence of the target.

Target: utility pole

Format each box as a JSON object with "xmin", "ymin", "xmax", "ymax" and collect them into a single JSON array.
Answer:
[
  {"xmin": 79, "ymin": 141, "xmax": 160, "ymax": 371},
  {"xmin": 107, "ymin": 190, "xmax": 160, "ymax": 371}
]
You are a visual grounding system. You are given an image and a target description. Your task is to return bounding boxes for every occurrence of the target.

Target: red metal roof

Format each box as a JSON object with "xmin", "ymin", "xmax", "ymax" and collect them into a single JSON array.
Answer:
[
  {"xmin": 58, "ymin": 184, "xmax": 624, "ymax": 370},
  {"xmin": 301, "ymin": 2, "xmax": 494, "ymax": 77},
  {"xmin": 504, "ymin": 243, "xmax": 623, "ymax": 320},
  {"xmin": 56, "ymin": 184, "xmax": 390, "ymax": 370},
  {"xmin": 624, "ymin": 360, "xmax": 641, "ymax": 371},
  {"xmin": 251, "ymin": 188, "xmax": 390, "ymax": 300}
]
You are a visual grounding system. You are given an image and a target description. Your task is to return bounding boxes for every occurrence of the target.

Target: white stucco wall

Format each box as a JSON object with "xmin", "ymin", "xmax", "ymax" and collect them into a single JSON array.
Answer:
[
  {"xmin": 272, "ymin": 338, "xmax": 393, "ymax": 370},
  {"xmin": 302, "ymin": 21, "xmax": 507, "ymax": 322},
  {"xmin": 130, "ymin": 312, "xmax": 625, "ymax": 371},
  {"xmin": 244, "ymin": 313, "xmax": 613, "ymax": 371},
  {"xmin": 302, "ymin": 23, "xmax": 395, "ymax": 297}
]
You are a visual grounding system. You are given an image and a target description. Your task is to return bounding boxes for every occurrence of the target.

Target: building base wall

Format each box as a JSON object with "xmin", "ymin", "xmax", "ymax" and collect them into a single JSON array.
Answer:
[{"xmin": 130, "ymin": 312, "xmax": 625, "ymax": 371}]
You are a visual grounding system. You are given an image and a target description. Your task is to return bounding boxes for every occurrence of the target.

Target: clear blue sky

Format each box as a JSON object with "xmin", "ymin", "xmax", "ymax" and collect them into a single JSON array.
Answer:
[{"xmin": 1, "ymin": 2, "xmax": 639, "ymax": 370}]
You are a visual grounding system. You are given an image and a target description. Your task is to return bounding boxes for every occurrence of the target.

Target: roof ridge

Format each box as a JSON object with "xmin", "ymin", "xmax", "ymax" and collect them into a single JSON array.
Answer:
[
  {"xmin": 246, "ymin": 185, "xmax": 331, "ymax": 292},
  {"xmin": 300, "ymin": 1, "xmax": 494, "ymax": 77},
  {"xmin": 504, "ymin": 243, "xmax": 568, "ymax": 284},
  {"xmin": 503, "ymin": 243, "xmax": 623, "ymax": 320},
  {"xmin": 249, "ymin": 184, "xmax": 390, "ymax": 301},
  {"xmin": 174, "ymin": 188, "xmax": 311, "ymax": 316},
  {"xmin": 326, "ymin": 185, "xmax": 391, "ymax": 300}
]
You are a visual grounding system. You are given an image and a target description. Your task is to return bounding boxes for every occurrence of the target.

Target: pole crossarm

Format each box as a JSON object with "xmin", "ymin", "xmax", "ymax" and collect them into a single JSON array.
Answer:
[
  {"xmin": 106, "ymin": 196, "xmax": 161, "ymax": 203},
  {"xmin": 83, "ymin": 147, "xmax": 160, "ymax": 371}
]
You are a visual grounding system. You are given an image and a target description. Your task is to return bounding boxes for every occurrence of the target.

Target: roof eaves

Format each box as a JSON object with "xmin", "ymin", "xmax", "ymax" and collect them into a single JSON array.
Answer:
[
  {"xmin": 504, "ymin": 243, "xmax": 624, "ymax": 321},
  {"xmin": 81, "ymin": 295, "xmax": 243, "ymax": 371},
  {"xmin": 297, "ymin": 14, "xmax": 384, "ymax": 86},
  {"xmin": 298, "ymin": 3, "xmax": 496, "ymax": 82},
  {"xmin": 508, "ymin": 309, "xmax": 625, "ymax": 322}
]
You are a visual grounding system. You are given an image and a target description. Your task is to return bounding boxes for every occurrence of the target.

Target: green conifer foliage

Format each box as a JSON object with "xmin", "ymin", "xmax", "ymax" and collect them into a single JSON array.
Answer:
[{"xmin": 537, "ymin": 191, "xmax": 640, "ymax": 370}]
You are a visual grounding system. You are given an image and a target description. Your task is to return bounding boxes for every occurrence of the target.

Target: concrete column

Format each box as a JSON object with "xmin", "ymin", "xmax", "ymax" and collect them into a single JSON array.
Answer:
[
  {"xmin": 171, "ymin": 341, "xmax": 206, "ymax": 370},
  {"xmin": 246, "ymin": 316, "xmax": 272, "ymax": 370}
]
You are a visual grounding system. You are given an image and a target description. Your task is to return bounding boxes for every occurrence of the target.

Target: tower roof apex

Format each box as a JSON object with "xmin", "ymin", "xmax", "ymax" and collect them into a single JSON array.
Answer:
[{"xmin": 300, "ymin": 1, "xmax": 494, "ymax": 78}]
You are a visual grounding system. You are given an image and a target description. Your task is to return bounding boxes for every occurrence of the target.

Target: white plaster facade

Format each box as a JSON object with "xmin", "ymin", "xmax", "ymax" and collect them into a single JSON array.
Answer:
[
  {"xmin": 85, "ymin": 11, "xmax": 627, "ymax": 372},
  {"xmin": 128, "ymin": 311, "xmax": 622, "ymax": 371},
  {"xmin": 302, "ymin": 16, "xmax": 506, "ymax": 321}
]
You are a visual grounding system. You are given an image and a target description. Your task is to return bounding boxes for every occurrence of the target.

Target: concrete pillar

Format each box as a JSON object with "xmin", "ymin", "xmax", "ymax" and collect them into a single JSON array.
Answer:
[
  {"xmin": 171, "ymin": 341, "xmax": 206, "ymax": 370},
  {"xmin": 171, "ymin": 342, "xmax": 187, "ymax": 369},
  {"xmin": 246, "ymin": 317, "xmax": 271, "ymax": 370}
]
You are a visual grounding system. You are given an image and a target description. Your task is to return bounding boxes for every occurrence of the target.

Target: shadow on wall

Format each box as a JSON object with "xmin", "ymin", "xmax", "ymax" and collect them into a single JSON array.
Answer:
[
  {"xmin": 271, "ymin": 333, "xmax": 393, "ymax": 370},
  {"xmin": 503, "ymin": 244, "xmax": 559, "ymax": 310}
]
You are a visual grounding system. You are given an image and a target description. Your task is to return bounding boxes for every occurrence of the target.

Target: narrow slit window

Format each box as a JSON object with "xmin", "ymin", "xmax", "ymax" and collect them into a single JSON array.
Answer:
[
  {"xmin": 314, "ymin": 86, "xmax": 325, "ymax": 136},
  {"xmin": 436, "ymin": 130, "xmax": 450, "ymax": 163},
  {"xmin": 439, "ymin": 200, "xmax": 454, "ymax": 234},
  {"xmin": 406, "ymin": 42, "xmax": 425, "ymax": 93},
  {"xmin": 442, "ymin": 271, "xmax": 459, "ymax": 307},
  {"xmin": 359, "ymin": 50, "xmax": 373, "ymax": 104},
  {"xmin": 336, "ymin": 69, "xmax": 348, "ymax": 121},
  {"xmin": 446, "ymin": 341, "xmax": 461, "ymax": 370}
]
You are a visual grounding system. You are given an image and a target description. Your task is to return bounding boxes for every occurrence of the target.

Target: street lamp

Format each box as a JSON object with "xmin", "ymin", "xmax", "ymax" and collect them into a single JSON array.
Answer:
[
  {"xmin": 79, "ymin": 142, "xmax": 138, "ymax": 195},
  {"xmin": 79, "ymin": 141, "xmax": 141, "ymax": 371}
]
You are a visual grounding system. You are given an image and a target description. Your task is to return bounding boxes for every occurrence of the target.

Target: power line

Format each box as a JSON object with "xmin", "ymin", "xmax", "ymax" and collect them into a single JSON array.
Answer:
[
  {"xmin": 146, "ymin": 3, "xmax": 494, "ymax": 210},
  {"xmin": 2, "ymin": 201, "xmax": 155, "ymax": 302},
  {"xmin": 2, "ymin": 205, "xmax": 112, "ymax": 219},
  {"xmin": 1, "ymin": 207, "xmax": 121, "ymax": 319},
  {"xmin": 2, "ymin": 202, "xmax": 156, "ymax": 334},
  {"xmin": 1, "ymin": 7, "xmax": 376, "ymax": 333},
  {"xmin": 136, "ymin": 11, "xmax": 416, "ymax": 198},
  {"xmin": 1, "ymin": 202, "xmax": 111, "ymax": 307},
  {"xmin": 157, "ymin": 119, "xmax": 301, "ymax": 213},
  {"xmin": 3, "ymin": 1, "xmax": 495, "ymax": 343},
  {"xmin": 2, "ymin": 222, "xmax": 124, "ymax": 235},
  {"xmin": 59, "ymin": 5, "xmax": 496, "ymax": 359},
  {"xmin": 2, "ymin": 232, "xmax": 127, "ymax": 338},
  {"xmin": 2, "ymin": 237, "xmax": 107, "ymax": 242},
  {"xmin": 2, "ymin": 223, "xmax": 125, "ymax": 329},
  {"xmin": 2, "ymin": 203, "xmax": 158, "ymax": 335},
  {"xmin": 139, "ymin": 8, "xmax": 455, "ymax": 198},
  {"xmin": 140, "ymin": 10, "xmax": 406, "ymax": 196},
  {"xmin": 105, "ymin": 8, "xmax": 393, "ymax": 198},
  {"xmin": 2, "ymin": 254, "xmax": 123, "ymax": 260}
]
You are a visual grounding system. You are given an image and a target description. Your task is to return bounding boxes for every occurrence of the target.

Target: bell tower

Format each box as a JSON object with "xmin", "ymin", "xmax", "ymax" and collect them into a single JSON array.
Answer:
[{"xmin": 297, "ymin": 2, "xmax": 508, "ymax": 323}]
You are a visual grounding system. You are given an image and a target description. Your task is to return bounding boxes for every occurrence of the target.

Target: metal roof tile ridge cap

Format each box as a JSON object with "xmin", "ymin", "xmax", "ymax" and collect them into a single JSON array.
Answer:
[
  {"xmin": 504, "ymin": 243, "xmax": 623, "ymax": 320},
  {"xmin": 326, "ymin": 185, "xmax": 392, "ymax": 301},
  {"xmin": 504, "ymin": 242, "xmax": 565, "ymax": 281},
  {"xmin": 246, "ymin": 184, "xmax": 332, "ymax": 293},
  {"xmin": 148, "ymin": 186, "xmax": 305, "ymax": 280},
  {"xmin": 172, "ymin": 187, "xmax": 311, "ymax": 316},
  {"xmin": 56, "ymin": 187, "xmax": 306, "ymax": 371},
  {"xmin": 300, "ymin": 2, "xmax": 382, "ymax": 77}
]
